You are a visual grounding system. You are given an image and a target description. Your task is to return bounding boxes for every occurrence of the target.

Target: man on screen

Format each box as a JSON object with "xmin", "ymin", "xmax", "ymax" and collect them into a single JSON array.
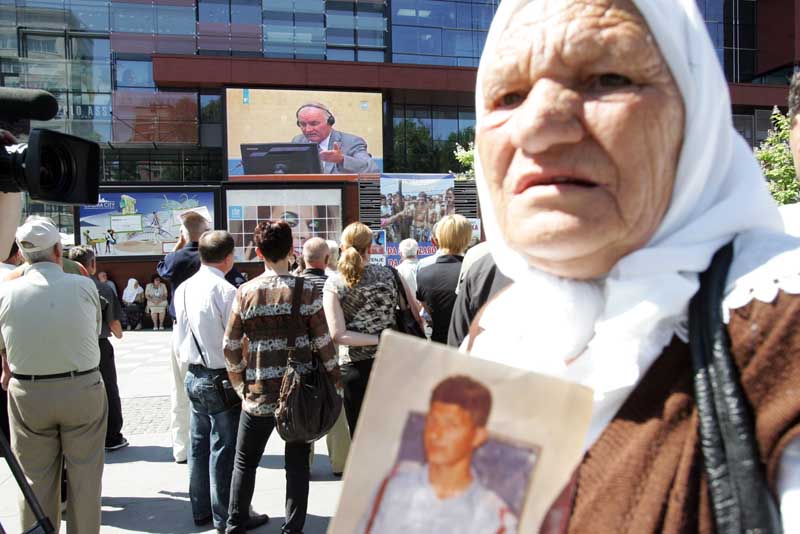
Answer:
[{"xmin": 291, "ymin": 102, "xmax": 379, "ymax": 174}]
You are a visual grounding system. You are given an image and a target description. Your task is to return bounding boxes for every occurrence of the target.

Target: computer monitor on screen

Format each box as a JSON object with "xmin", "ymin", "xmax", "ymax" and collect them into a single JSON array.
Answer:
[{"xmin": 240, "ymin": 143, "xmax": 322, "ymax": 175}]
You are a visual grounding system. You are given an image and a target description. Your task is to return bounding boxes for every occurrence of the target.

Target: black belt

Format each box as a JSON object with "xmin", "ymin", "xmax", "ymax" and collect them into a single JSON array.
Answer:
[
  {"xmin": 11, "ymin": 366, "xmax": 99, "ymax": 381},
  {"xmin": 188, "ymin": 363, "xmax": 227, "ymax": 373}
]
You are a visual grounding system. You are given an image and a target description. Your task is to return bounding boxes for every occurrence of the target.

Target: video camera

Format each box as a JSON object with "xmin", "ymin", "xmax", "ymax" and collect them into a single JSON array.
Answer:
[{"xmin": 0, "ymin": 87, "xmax": 99, "ymax": 205}]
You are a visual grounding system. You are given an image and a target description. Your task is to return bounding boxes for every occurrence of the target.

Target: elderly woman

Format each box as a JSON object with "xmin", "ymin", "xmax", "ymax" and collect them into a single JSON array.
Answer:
[
  {"xmin": 467, "ymin": 0, "xmax": 800, "ymax": 531},
  {"xmin": 145, "ymin": 274, "xmax": 168, "ymax": 330},
  {"xmin": 121, "ymin": 278, "xmax": 145, "ymax": 330}
]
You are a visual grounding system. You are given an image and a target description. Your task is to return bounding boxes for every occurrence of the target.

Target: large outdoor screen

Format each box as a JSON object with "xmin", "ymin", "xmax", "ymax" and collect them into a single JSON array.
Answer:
[{"xmin": 226, "ymin": 88, "xmax": 383, "ymax": 177}]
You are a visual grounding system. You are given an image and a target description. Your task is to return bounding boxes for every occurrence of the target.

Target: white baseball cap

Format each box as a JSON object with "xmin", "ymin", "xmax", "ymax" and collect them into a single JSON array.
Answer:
[{"xmin": 16, "ymin": 216, "xmax": 61, "ymax": 253}]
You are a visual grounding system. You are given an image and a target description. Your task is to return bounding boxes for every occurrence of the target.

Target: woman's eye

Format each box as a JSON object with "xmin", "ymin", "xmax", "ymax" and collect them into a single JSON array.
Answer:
[
  {"xmin": 589, "ymin": 73, "xmax": 633, "ymax": 90},
  {"xmin": 496, "ymin": 91, "xmax": 526, "ymax": 108}
]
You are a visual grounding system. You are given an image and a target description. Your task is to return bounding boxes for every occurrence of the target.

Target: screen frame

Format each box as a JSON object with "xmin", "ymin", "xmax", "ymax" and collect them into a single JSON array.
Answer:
[
  {"xmin": 222, "ymin": 86, "xmax": 385, "ymax": 180},
  {"xmin": 221, "ymin": 181, "xmax": 348, "ymax": 262},
  {"xmin": 74, "ymin": 184, "xmax": 221, "ymax": 262}
]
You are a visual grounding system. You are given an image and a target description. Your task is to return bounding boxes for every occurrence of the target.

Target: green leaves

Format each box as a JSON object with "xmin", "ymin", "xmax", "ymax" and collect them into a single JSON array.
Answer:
[
  {"xmin": 755, "ymin": 107, "xmax": 799, "ymax": 205},
  {"xmin": 453, "ymin": 141, "xmax": 475, "ymax": 179}
]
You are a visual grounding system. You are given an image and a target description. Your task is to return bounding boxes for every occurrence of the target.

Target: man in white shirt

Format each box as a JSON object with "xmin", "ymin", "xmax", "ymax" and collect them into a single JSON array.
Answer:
[
  {"xmin": 173, "ymin": 230, "xmax": 268, "ymax": 533},
  {"xmin": 396, "ymin": 238, "xmax": 420, "ymax": 297}
]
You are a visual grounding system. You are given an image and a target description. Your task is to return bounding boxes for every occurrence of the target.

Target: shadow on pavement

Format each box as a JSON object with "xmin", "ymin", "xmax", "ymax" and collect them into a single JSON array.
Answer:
[
  {"xmin": 102, "ymin": 493, "xmax": 211, "ymax": 533},
  {"xmin": 267, "ymin": 513, "xmax": 331, "ymax": 534},
  {"xmin": 105, "ymin": 445, "xmax": 174, "ymax": 464}
]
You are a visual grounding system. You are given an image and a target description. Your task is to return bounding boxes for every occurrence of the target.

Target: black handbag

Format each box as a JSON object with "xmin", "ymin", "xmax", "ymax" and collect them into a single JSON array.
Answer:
[
  {"xmin": 389, "ymin": 267, "xmax": 425, "ymax": 338},
  {"xmin": 274, "ymin": 277, "xmax": 343, "ymax": 443},
  {"xmin": 689, "ymin": 242, "xmax": 782, "ymax": 534}
]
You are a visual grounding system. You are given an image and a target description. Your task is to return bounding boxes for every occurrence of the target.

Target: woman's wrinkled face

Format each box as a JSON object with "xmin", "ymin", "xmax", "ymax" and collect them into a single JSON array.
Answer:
[{"xmin": 478, "ymin": 0, "xmax": 684, "ymax": 279}]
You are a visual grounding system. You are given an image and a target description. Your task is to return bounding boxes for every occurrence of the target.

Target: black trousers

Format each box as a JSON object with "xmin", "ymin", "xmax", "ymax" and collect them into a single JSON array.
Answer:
[
  {"xmin": 340, "ymin": 358, "xmax": 375, "ymax": 437},
  {"xmin": 226, "ymin": 411, "xmax": 311, "ymax": 534},
  {"xmin": 99, "ymin": 338, "xmax": 124, "ymax": 445}
]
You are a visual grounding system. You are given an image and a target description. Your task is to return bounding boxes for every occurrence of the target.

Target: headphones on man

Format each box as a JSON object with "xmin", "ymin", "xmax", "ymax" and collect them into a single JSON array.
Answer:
[{"xmin": 296, "ymin": 103, "xmax": 336, "ymax": 127}]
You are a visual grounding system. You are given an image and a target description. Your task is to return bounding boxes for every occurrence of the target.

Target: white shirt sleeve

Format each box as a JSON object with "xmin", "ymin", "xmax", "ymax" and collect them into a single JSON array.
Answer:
[{"xmin": 778, "ymin": 434, "xmax": 800, "ymax": 531}]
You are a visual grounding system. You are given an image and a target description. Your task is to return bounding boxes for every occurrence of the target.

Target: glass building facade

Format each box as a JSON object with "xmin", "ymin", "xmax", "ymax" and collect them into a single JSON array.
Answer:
[{"xmin": 0, "ymin": 0, "xmax": 791, "ymax": 206}]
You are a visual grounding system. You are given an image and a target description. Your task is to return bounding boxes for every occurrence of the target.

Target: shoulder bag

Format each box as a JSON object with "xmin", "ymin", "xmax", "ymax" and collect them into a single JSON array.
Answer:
[
  {"xmin": 389, "ymin": 266, "xmax": 425, "ymax": 338},
  {"xmin": 689, "ymin": 242, "xmax": 782, "ymax": 534},
  {"xmin": 275, "ymin": 276, "xmax": 343, "ymax": 443}
]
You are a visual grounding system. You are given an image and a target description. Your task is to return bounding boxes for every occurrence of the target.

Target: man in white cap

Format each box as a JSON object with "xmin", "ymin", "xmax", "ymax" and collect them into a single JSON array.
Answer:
[{"xmin": 0, "ymin": 216, "xmax": 106, "ymax": 533}]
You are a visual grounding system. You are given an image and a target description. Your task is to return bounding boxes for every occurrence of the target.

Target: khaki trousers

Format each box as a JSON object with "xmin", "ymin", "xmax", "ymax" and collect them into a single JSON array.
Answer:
[
  {"xmin": 310, "ymin": 408, "xmax": 351, "ymax": 474},
  {"xmin": 8, "ymin": 370, "xmax": 107, "ymax": 534},
  {"xmin": 169, "ymin": 340, "xmax": 190, "ymax": 462}
]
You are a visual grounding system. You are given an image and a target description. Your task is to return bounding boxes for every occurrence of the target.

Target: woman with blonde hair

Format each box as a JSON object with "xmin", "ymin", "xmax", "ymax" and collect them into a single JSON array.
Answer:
[
  {"xmin": 416, "ymin": 214, "xmax": 473, "ymax": 344},
  {"xmin": 323, "ymin": 222, "xmax": 422, "ymax": 435}
]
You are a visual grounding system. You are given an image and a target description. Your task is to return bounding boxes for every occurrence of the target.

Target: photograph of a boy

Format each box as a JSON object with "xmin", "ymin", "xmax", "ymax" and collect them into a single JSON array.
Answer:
[{"xmin": 360, "ymin": 375, "xmax": 518, "ymax": 534}]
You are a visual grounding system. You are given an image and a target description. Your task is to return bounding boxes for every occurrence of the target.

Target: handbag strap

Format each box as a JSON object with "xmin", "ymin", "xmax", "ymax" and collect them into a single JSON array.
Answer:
[
  {"xmin": 183, "ymin": 284, "xmax": 209, "ymax": 369},
  {"xmin": 286, "ymin": 276, "xmax": 305, "ymax": 358},
  {"xmin": 689, "ymin": 242, "xmax": 782, "ymax": 534},
  {"xmin": 389, "ymin": 266, "xmax": 411, "ymax": 312}
]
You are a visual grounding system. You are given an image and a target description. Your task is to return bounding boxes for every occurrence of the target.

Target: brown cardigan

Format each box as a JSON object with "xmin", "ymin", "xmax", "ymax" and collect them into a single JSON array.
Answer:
[{"xmin": 565, "ymin": 291, "xmax": 800, "ymax": 533}]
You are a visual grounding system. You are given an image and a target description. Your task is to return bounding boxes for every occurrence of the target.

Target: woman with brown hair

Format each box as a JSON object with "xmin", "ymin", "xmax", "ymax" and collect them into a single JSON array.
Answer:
[
  {"xmin": 323, "ymin": 222, "xmax": 423, "ymax": 435},
  {"xmin": 223, "ymin": 220, "xmax": 341, "ymax": 534}
]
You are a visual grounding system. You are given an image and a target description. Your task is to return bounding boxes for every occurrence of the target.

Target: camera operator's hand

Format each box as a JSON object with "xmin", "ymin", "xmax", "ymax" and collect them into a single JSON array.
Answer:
[{"xmin": 0, "ymin": 129, "xmax": 22, "ymax": 261}]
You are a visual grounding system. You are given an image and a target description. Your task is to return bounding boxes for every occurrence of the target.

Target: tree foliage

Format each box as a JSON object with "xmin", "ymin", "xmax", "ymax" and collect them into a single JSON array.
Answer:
[
  {"xmin": 755, "ymin": 107, "xmax": 799, "ymax": 205},
  {"xmin": 453, "ymin": 141, "xmax": 475, "ymax": 178}
]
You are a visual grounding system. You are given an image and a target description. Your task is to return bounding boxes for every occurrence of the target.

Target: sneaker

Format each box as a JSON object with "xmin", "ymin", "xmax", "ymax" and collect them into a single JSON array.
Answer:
[{"xmin": 105, "ymin": 437, "xmax": 129, "ymax": 451}]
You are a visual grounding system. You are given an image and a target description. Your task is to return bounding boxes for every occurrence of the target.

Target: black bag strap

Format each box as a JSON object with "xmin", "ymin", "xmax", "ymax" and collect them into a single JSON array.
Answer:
[
  {"xmin": 286, "ymin": 276, "xmax": 305, "ymax": 359},
  {"xmin": 183, "ymin": 283, "xmax": 209, "ymax": 369},
  {"xmin": 689, "ymin": 242, "xmax": 782, "ymax": 534},
  {"xmin": 389, "ymin": 266, "xmax": 411, "ymax": 312}
]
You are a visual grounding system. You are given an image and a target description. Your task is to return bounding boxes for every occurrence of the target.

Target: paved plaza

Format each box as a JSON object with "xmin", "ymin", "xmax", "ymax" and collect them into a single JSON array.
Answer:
[{"xmin": 0, "ymin": 331, "xmax": 343, "ymax": 534}]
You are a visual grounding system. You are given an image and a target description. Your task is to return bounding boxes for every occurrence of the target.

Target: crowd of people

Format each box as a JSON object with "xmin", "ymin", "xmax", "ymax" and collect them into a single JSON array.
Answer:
[{"xmin": 0, "ymin": 205, "xmax": 482, "ymax": 534}]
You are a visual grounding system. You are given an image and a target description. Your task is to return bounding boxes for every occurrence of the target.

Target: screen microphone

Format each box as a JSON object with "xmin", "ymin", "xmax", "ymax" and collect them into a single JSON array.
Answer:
[{"xmin": 0, "ymin": 88, "xmax": 59, "ymax": 121}]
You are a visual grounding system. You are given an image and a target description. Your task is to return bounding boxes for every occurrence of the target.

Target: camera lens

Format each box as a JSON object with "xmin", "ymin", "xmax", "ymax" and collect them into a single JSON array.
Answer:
[{"xmin": 39, "ymin": 143, "xmax": 73, "ymax": 193}]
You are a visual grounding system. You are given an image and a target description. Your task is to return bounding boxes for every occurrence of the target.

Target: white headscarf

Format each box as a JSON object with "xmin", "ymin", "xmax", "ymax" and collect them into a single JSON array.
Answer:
[
  {"xmin": 470, "ymin": 0, "xmax": 790, "ymax": 446},
  {"xmin": 122, "ymin": 278, "xmax": 143, "ymax": 303}
]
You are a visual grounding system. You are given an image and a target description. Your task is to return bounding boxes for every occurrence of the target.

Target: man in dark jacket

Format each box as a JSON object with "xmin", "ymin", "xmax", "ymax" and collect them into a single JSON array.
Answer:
[{"xmin": 157, "ymin": 211, "xmax": 208, "ymax": 463}]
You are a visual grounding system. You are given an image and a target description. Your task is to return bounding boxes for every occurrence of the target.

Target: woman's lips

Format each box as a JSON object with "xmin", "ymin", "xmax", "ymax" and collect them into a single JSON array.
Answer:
[{"xmin": 512, "ymin": 173, "xmax": 598, "ymax": 194}]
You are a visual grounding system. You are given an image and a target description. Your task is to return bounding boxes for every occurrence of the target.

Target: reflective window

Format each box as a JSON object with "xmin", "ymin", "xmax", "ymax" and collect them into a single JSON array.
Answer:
[
  {"xmin": 115, "ymin": 59, "xmax": 153, "ymax": 88},
  {"xmin": 199, "ymin": 0, "xmax": 229, "ymax": 23},
  {"xmin": 357, "ymin": 49, "xmax": 384, "ymax": 62},
  {"xmin": 0, "ymin": 0, "xmax": 16, "ymax": 26},
  {"xmin": 294, "ymin": 24, "xmax": 325, "ymax": 58},
  {"xmin": 157, "ymin": 5, "xmax": 196, "ymax": 35},
  {"xmin": 69, "ymin": 59, "xmax": 111, "ymax": 92},
  {"xmin": 23, "ymin": 34, "xmax": 65, "ymax": 58},
  {"xmin": 0, "ymin": 28, "xmax": 17, "ymax": 57},
  {"xmin": 68, "ymin": 0, "xmax": 110, "ymax": 31},
  {"xmin": 391, "ymin": 0, "xmax": 496, "ymax": 67},
  {"xmin": 392, "ymin": 25, "xmax": 441, "ymax": 55},
  {"xmin": 111, "ymin": 2, "xmax": 155, "ymax": 33},
  {"xmin": 231, "ymin": 0, "xmax": 259, "ymax": 24},
  {"xmin": 18, "ymin": 0, "xmax": 67, "ymax": 28},
  {"xmin": 327, "ymin": 47, "xmax": 354, "ymax": 61},
  {"xmin": 200, "ymin": 93, "xmax": 222, "ymax": 122},
  {"xmin": 392, "ymin": 53, "xmax": 454, "ymax": 66},
  {"xmin": 294, "ymin": 0, "xmax": 323, "ymax": 15},
  {"xmin": 70, "ymin": 36, "xmax": 109, "ymax": 60},
  {"xmin": 391, "ymin": 103, "xmax": 476, "ymax": 173}
]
